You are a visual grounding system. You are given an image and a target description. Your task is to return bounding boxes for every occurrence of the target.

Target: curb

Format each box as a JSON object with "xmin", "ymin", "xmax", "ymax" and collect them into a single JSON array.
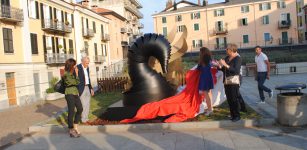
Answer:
[{"xmin": 29, "ymin": 118, "xmax": 275, "ymax": 133}]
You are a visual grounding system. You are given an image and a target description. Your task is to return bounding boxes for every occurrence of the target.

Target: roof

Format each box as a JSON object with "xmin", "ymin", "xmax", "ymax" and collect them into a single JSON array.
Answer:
[
  {"xmin": 94, "ymin": 7, "xmax": 126, "ymax": 21},
  {"xmin": 153, "ymin": 0, "xmax": 270, "ymax": 16}
]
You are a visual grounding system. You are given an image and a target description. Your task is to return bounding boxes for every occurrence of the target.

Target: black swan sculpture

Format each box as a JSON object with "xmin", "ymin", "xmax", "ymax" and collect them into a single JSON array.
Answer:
[{"xmin": 123, "ymin": 33, "xmax": 176, "ymax": 106}]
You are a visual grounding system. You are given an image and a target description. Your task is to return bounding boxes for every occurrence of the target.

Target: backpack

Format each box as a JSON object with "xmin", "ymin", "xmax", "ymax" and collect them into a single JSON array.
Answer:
[{"xmin": 54, "ymin": 78, "xmax": 65, "ymax": 94}]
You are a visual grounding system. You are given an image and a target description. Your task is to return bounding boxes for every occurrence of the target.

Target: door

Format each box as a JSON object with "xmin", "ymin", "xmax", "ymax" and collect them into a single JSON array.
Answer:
[
  {"xmin": 282, "ymin": 32, "xmax": 288, "ymax": 44},
  {"xmin": 33, "ymin": 73, "xmax": 41, "ymax": 98},
  {"xmin": 1, "ymin": 0, "xmax": 10, "ymax": 18},
  {"xmin": 6, "ymin": 72, "xmax": 17, "ymax": 106}
]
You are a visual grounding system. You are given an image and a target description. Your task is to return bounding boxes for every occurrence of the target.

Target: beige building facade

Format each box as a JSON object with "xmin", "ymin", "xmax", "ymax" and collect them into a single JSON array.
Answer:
[
  {"xmin": 0, "ymin": 0, "xmax": 114, "ymax": 110},
  {"xmin": 153, "ymin": 0, "xmax": 299, "ymax": 51}
]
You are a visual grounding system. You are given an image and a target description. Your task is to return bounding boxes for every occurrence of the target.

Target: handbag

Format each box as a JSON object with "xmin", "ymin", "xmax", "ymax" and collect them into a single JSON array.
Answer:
[
  {"xmin": 54, "ymin": 78, "xmax": 65, "ymax": 94},
  {"xmin": 224, "ymin": 75, "xmax": 240, "ymax": 85}
]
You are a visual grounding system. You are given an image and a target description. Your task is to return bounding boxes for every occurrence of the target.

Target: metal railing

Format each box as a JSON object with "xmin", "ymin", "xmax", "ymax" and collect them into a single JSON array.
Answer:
[
  {"xmin": 120, "ymin": 27, "xmax": 127, "ymax": 33},
  {"xmin": 278, "ymin": 20, "xmax": 291, "ymax": 29},
  {"xmin": 94, "ymin": 55, "xmax": 106, "ymax": 63},
  {"xmin": 278, "ymin": 38, "xmax": 293, "ymax": 45},
  {"xmin": 99, "ymin": 59, "xmax": 128, "ymax": 78},
  {"xmin": 121, "ymin": 41, "xmax": 128, "ymax": 46},
  {"xmin": 45, "ymin": 53, "xmax": 74, "ymax": 64},
  {"xmin": 213, "ymin": 28, "xmax": 228, "ymax": 35},
  {"xmin": 127, "ymin": 28, "xmax": 132, "ymax": 34},
  {"xmin": 124, "ymin": 4, "xmax": 143, "ymax": 18},
  {"xmin": 42, "ymin": 19, "xmax": 72, "ymax": 33},
  {"xmin": 83, "ymin": 28, "xmax": 94, "ymax": 38},
  {"xmin": 101, "ymin": 33, "xmax": 110, "ymax": 41},
  {"xmin": 0, "ymin": 5, "xmax": 23, "ymax": 22}
]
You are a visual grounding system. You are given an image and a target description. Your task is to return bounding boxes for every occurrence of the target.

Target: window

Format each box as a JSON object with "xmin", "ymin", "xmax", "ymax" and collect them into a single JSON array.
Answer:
[
  {"xmin": 102, "ymin": 44, "xmax": 107, "ymax": 56},
  {"xmin": 162, "ymin": 17, "xmax": 167, "ymax": 23},
  {"xmin": 264, "ymin": 33, "xmax": 271, "ymax": 41},
  {"xmin": 192, "ymin": 40, "xmax": 203, "ymax": 48},
  {"xmin": 214, "ymin": 9, "xmax": 224, "ymax": 17},
  {"xmin": 216, "ymin": 37, "xmax": 227, "ymax": 49},
  {"xmin": 94, "ymin": 43, "xmax": 97, "ymax": 56},
  {"xmin": 29, "ymin": 0, "xmax": 39, "ymax": 19},
  {"xmin": 177, "ymin": 25, "xmax": 184, "ymax": 32},
  {"xmin": 241, "ymin": 18, "xmax": 248, "ymax": 26},
  {"xmin": 277, "ymin": 1, "xmax": 286, "ymax": 8},
  {"xmin": 191, "ymin": 12, "xmax": 200, "ymax": 19},
  {"xmin": 259, "ymin": 3, "xmax": 271, "ymax": 11},
  {"xmin": 3, "ymin": 28, "xmax": 13, "ymax": 53},
  {"xmin": 305, "ymin": 32, "xmax": 307, "ymax": 40},
  {"xmin": 243, "ymin": 35, "xmax": 249, "ymax": 43},
  {"xmin": 194, "ymin": 23, "xmax": 199, "ymax": 31},
  {"xmin": 215, "ymin": 21, "xmax": 224, "ymax": 31},
  {"xmin": 69, "ymin": 39, "xmax": 74, "ymax": 54},
  {"xmin": 93, "ymin": 21, "xmax": 96, "ymax": 33},
  {"xmin": 262, "ymin": 15, "xmax": 269, "ymax": 24},
  {"xmin": 299, "ymin": 16, "xmax": 303, "ymax": 27},
  {"xmin": 30, "ymin": 33, "xmax": 38, "ymax": 54},
  {"xmin": 163, "ymin": 27, "xmax": 167, "ymax": 37},
  {"xmin": 241, "ymin": 5, "xmax": 249, "ymax": 13},
  {"xmin": 175, "ymin": 15, "xmax": 182, "ymax": 22}
]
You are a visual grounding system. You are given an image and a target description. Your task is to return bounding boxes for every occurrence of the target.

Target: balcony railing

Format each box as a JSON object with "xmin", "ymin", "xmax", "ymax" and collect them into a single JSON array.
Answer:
[
  {"xmin": 278, "ymin": 20, "xmax": 291, "ymax": 29},
  {"xmin": 138, "ymin": 23, "xmax": 144, "ymax": 28},
  {"xmin": 120, "ymin": 27, "xmax": 127, "ymax": 33},
  {"xmin": 94, "ymin": 55, "xmax": 106, "ymax": 63},
  {"xmin": 127, "ymin": 28, "xmax": 132, "ymax": 34},
  {"xmin": 121, "ymin": 41, "xmax": 129, "ymax": 46},
  {"xmin": 214, "ymin": 44, "xmax": 227, "ymax": 50},
  {"xmin": 0, "ymin": 5, "xmax": 23, "ymax": 22},
  {"xmin": 83, "ymin": 28, "xmax": 94, "ymax": 38},
  {"xmin": 213, "ymin": 28, "xmax": 228, "ymax": 35},
  {"xmin": 101, "ymin": 33, "xmax": 110, "ymax": 41},
  {"xmin": 124, "ymin": 4, "xmax": 143, "ymax": 19},
  {"xmin": 42, "ymin": 19, "xmax": 72, "ymax": 33},
  {"xmin": 279, "ymin": 38, "xmax": 293, "ymax": 45},
  {"xmin": 45, "ymin": 53, "xmax": 74, "ymax": 64}
]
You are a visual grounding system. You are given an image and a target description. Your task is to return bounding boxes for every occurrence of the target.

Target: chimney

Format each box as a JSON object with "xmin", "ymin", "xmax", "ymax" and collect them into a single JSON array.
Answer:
[
  {"xmin": 166, "ymin": 0, "xmax": 173, "ymax": 9},
  {"xmin": 203, "ymin": 0, "xmax": 208, "ymax": 6},
  {"xmin": 81, "ymin": 0, "xmax": 90, "ymax": 8},
  {"xmin": 198, "ymin": 0, "xmax": 201, "ymax": 6},
  {"xmin": 91, "ymin": 5, "xmax": 98, "ymax": 11}
]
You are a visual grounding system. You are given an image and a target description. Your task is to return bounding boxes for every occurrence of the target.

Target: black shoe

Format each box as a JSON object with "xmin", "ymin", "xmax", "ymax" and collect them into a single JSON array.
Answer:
[{"xmin": 231, "ymin": 117, "xmax": 241, "ymax": 122}]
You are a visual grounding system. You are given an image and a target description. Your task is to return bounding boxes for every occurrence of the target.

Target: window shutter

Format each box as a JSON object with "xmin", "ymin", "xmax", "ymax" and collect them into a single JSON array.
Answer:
[
  {"xmin": 277, "ymin": 1, "xmax": 280, "ymax": 8},
  {"xmin": 43, "ymin": 35, "xmax": 46, "ymax": 54},
  {"xmin": 8, "ymin": 29, "xmax": 13, "ymax": 53},
  {"xmin": 247, "ymin": 6, "xmax": 249, "ymax": 12},
  {"xmin": 49, "ymin": 6, "xmax": 52, "ymax": 19},
  {"xmin": 192, "ymin": 40, "xmax": 195, "ymax": 47},
  {"xmin": 71, "ymin": 14, "xmax": 74, "ymax": 28},
  {"xmin": 93, "ymin": 21, "xmax": 96, "ymax": 33},
  {"xmin": 65, "ymin": 12, "xmax": 67, "ymax": 23},
  {"xmin": 54, "ymin": 8, "xmax": 57, "ymax": 20},
  {"xmin": 63, "ymin": 38, "xmax": 66, "ymax": 53},
  {"xmin": 241, "ymin": 6, "xmax": 243, "ymax": 12},
  {"xmin": 216, "ymin": 38, "xmax": 219, "ymax": 48},
  {"xmin": 224, "ymin": 37, "xmax": 227, "ymax": 47},
  {"xmin": 40, "ymin": 3, "xmax": 44, "ymax": 26},
  {"xmin": 61, "ymin": 11, "xmax": 64, "ymax": 21},
  {"xmin": 268, "ymin": 3, "xmax": 271, "ymax": 9},
  {"xmin": 55, "ymin": 37, "xmax": 59, "ymax": 53},
  {"xmin": 191, "ymin": 13, "xmax": 193, "ymax": 19},
  {"xmin": 214, "ymin": 10, "xmax": 217, "ymax": 16},
  {"xmin": 199, "ymin": 40, "xmax": 203, "ymax": 47},
  {"xmin": 35, "ymin": 1, "xmax": 39, "ymax": 19},
  {"xmin": 197, "ymin": 12, "xmax": 200, "ymax": 18},
  {"xmin": 259, "ymin": 4, "xmax": 262, "ymax": 11},
  {"xmin": 51, "ymin": 37, "xmax": 55, "ymax": 53}
]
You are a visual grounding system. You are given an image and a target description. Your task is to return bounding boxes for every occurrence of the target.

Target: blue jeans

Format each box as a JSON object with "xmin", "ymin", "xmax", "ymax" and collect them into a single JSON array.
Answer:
[{"xmin": 257, "ymin": 72, "xmax": 272, "ymax": 101}]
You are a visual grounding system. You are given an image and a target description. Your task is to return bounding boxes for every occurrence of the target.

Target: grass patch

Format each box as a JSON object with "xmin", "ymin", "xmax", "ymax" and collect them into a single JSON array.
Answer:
[
  {"xmin": 193, "ymin": 101, "xmax": 261, "ymax": 121},
  {"xmin": 47, "ymin": 92, "xmax": 122, "ymax": 125}
]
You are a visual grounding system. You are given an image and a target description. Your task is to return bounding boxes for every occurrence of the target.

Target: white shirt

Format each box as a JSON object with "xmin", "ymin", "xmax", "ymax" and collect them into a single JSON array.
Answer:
[
  {"xmin": 82, "ymin": 65, "xmax": 90, "ymax": 85},
  {"xmin": 255, "ymin": 52, "xmax": 268, "ymax": 72}
]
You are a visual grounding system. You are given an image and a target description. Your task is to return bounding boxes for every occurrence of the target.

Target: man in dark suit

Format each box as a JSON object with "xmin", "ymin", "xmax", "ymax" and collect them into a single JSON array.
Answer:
[{"xmin": 77, "ymin": 56, "xmax": 94, "ymax": 124}]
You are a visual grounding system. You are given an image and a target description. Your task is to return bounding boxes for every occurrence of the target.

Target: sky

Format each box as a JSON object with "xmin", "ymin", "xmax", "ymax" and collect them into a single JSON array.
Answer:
[{"xmin": 139, "ymin": 0, "xmax": 225, "ymax": 33}]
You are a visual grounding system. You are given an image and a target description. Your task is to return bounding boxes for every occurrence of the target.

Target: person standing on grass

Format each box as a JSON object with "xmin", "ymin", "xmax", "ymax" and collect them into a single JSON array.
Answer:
[
  {"xmin": 63, "ymin": 58, "xmax": 83, "ymax": 138},
  {"xmin": 77, "ymin": 56, "xmax": 94, "ymax": 124},
  {"xmin": 197, "ymin": 47, "xmax": 214, "ymax": 116},
  {"xmin": 254, "ymin": 46, "xmax": 273, "ymax": 104}
]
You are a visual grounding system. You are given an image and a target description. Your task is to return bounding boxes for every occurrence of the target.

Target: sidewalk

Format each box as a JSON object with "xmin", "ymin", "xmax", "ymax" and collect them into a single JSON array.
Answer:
[{"xmin": 0, "ymin": 99, "xmax": 66, "ymax": 148}]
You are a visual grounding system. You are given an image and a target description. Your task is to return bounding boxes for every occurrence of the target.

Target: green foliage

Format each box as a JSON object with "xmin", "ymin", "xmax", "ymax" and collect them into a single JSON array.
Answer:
[{"xmin": 46, "ymin": 77, "xmax": 59, "ymax": 93}]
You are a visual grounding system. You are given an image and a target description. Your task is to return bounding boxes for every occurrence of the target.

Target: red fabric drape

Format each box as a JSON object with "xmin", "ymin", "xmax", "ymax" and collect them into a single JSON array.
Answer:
[{"xmin": 120, "ymin": 68, "xmax": 217, "ymax": 123}]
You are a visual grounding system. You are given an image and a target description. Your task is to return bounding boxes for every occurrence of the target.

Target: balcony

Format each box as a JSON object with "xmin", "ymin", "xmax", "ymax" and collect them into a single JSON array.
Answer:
[
  {"xmin": 101, "ymin": 33, "xmax": 110, "ymax": 41},
  {"xmin": 120, "ymin": 27, "xmax": 127, "ymax": 33},
  {"xmin": 214, "ymin": 44, "xmax": 227, "ymax": 50},
  {"xmin": 124, "ymin": 4, "xmax": 143, "ymax": 19},
  {"xmin": 278, "ymin": 20, "xmax": 291, "ymax": 29},
  {"xmin": 0, "ymin": 5, "xmax": 23, "ymax": 23},
  {"xmin": 213, "ymin": 28, "xmax": 228, "ymax": 35},
  {"xmin": 132, "ymin": 20, "xmax": 137, "ymax": 25},
  {"xmin": 127, "ymin": 28, "xmax": 132, "ymax": 34},
  {"xmin": 45, "ymin": 53, "xmax": 74, "ymax": 64},
  {"xmin": 121, "ymin": 41, "xmax": 129, "ymax": 46},
  {"xmin": 138, "ymin": 23, "xmax": 144, "ymax": 29},
  {"xmin": 279, "ymin": 38, "xmax": 293, "ymax": 45},
  {"xmin": 94, "ymin": 55, "xmax": 106, "ymax": 63},
  {"xmin": 42, "ymin": 19, "xmax": 72, "ymax": 34},
  {"xmin": 83, "ymin": 28, "xmax": 94, "ymax": 38}
]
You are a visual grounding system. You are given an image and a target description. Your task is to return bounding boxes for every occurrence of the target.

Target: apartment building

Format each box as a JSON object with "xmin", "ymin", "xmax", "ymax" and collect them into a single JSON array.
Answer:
[
  {"xmin": 153, "ymin": 0, "xmax": 298, "ymax": 51},
  {"xmin": 297, "ymin": 0, "xmax": 307, "ymax": 42},
  {"xmin": 0, "ymin": 0, "xmax": 110, "ymax": 110},
  {"xmin": 90, "ymin": 0, "xmax": 144, "ymax": 63}
]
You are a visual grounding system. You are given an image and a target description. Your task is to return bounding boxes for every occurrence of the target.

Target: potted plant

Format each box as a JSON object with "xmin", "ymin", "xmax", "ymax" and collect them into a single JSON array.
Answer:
[
  {"xmin": 65, "ymin": 20, "xmax": 70, "ymax": 25},
  {"xmin": 45, "ymin": 77, "xmax": 65, "ymax": 101}
]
